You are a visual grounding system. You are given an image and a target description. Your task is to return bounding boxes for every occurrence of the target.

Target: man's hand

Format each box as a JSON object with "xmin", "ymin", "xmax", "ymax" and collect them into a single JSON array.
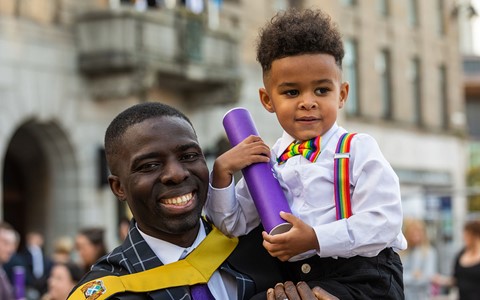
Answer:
[
  {"xmin": 266, "ymin": 281, "xmax": 339, "ymax": 300},
  {"xmin": 262, "ymin": 212, "xmax": 319, "ymax": 261},
  {"xmin": 211, "ymin": 135, "xmax": 270, "ymax": 188}
]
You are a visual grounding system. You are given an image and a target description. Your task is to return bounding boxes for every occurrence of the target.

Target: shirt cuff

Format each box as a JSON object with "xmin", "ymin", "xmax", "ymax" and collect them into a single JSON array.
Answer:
[{"xmin": 207, "ymin": 175, "xmax": 238, "ymax": 213}]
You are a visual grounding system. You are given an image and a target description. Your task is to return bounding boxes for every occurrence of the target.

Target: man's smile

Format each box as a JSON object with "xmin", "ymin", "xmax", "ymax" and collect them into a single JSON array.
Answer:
[{"xmin": 162, "ymin": 192, "xmax": 193, "ymax": 206}]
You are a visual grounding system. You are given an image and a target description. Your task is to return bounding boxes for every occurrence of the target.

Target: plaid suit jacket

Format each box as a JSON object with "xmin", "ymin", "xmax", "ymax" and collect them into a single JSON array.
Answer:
[{"xmin": 73, "ymin": 219, "xmax": 279, "ymax": 300}]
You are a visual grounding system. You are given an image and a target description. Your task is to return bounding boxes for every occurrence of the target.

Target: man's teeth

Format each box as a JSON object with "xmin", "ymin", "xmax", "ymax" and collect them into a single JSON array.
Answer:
[{"xmin": 163, "ymin": 193, "xmax": 193, "ymax": 206}]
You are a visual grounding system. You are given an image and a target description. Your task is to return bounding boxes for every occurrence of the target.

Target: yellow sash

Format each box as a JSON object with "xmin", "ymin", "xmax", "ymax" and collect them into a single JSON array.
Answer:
[{"xmin": 68, "ymin": 226, "xmax": 238, "ymax": 300}]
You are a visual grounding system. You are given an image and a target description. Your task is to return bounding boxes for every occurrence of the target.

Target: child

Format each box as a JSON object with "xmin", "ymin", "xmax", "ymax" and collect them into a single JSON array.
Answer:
[{"xmin": 205, "ymin": 8, "xmax": 407, "ymax": 299}]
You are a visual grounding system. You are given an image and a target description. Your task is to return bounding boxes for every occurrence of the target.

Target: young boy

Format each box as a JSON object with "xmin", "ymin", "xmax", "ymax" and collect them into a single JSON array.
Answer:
[{"xmin": 205, "ymin": 8, "xmax": 407, "ymax": 299}]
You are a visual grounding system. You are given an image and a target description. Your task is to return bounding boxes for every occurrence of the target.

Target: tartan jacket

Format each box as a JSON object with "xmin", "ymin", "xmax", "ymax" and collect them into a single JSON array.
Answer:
[{"xmin": 71, "ymin": 219, "xmax": 282, "ymax": 300}]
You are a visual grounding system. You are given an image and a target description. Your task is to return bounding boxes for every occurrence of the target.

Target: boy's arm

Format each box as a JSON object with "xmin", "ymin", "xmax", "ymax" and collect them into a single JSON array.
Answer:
[
  {"xmin": 262, "ymin": 212, "xmax": 319, "ymax": 261},
  {"xmin": 205, "ymin": 135, "xmax": 270, "ymax": 236},
  {"xmin": 315, "ymin": 134, "xmax": 406, "ymax": 258}
]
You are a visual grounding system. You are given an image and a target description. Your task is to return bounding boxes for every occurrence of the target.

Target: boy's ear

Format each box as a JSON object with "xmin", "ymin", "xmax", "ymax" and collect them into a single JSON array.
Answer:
[
  {"xmin": 109, "ymin": 175, "xmax": 126, "ymax": 202},
  {"xmin": 339, "ymin": 81, "xmax": 350, "ymax": 108},
  {"xmin": 259, "ymin": 88, "xmax": 275, "ymax": 113}
]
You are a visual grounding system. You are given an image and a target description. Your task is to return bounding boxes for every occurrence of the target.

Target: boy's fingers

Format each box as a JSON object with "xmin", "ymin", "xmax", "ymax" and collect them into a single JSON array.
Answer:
[{"xmin": 279, "ymin": 211, "xmax": 296, "ymax": 224}]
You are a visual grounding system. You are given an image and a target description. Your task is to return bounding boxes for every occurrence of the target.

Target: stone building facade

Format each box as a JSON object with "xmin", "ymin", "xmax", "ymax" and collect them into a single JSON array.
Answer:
[{"xmin": 0, "ymin": 0, "xmax": 468, "ymax": 269}]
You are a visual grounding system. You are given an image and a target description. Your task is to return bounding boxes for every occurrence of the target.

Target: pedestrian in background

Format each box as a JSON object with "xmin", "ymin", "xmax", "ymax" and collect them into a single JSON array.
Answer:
[
  {"xmin": 74, "ymin": 227, "xmax": 107, "ymax": 274},
  {"xmin": 0, "ymin": 221, "xmax": 19, "ymax": 300},
  {"xmin": 51, "ymin": 236, "xmax": 74, "ymax": 264},
  {"xmin": 41, "ymin": 262, "xmax": 83, "ymax": 300},
  {"xmin": 400, "ymin": 218, "xmax": 439, "ymax": 299},
  {"xmin": 20, "ymin": 231, "xmax": 53, "ymax": 298},
  {"xmin": 452, "ymin": 220, "xmax": 480, "ymax": 300}
]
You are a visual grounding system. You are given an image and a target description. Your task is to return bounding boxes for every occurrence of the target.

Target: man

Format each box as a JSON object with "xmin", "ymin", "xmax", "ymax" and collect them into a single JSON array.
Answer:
[
  {"xmin": 68, "ymin": 102, "xmax": 286, "ymax": 300},
  {"xmin": 0, "ymin": 222, "xmax": 18, "ymax": 300}
]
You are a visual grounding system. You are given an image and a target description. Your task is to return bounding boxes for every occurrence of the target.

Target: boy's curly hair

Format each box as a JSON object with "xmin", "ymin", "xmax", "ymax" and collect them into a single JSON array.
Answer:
[{"xmin": 256, "ymin": 8, "xmax": 344, "ymax": 73}]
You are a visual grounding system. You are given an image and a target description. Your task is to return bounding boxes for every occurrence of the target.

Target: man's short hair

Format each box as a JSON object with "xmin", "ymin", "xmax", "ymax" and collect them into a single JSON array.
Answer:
[
  {"xmin": 104, "ymin": 102, "xmax": 193, "ymax": 172},
  {"xmin": 256, "ymin": 8, "xmax": 344, "ymax": 73}
]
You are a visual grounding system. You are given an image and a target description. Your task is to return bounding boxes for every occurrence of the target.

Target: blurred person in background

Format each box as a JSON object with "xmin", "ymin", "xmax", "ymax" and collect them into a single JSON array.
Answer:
[
  {"xmin": 20, "ymin": 231, "xmax": 53, "ymax": 298},
  {"xmin": 74, "ymin": 227, "xmax": 107, "ymax": 274},
  {"xmin": 400, "ymin": 218, "xmax": 439, "ymax": 299},
  {"xmin": 429, "ymin": 220, "xmax": 480, "ymax": 300},
  {"xmin": 0, "ymin": 221, "xmax": 19, "ymax": 300},
  {"xmin": 51, "ymin": 236, "xmax": 74, "ymax": 264},
  {"xmin": 452, "ymin": 220, "xmax": 480, "ymax": 300},
  {"xmin": 41, "ymin": 262, "xmax": 83, "ymax": 300}
]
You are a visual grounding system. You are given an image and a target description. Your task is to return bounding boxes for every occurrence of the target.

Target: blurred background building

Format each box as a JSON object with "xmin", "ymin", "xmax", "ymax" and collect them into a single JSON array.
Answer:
[{"xmin": 0, "ymin": 0, "xmax": 478, "ymax": 275}]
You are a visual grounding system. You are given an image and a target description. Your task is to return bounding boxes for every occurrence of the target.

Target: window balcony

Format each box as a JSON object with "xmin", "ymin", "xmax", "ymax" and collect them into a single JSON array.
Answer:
[{"xmin": 75, "ymin": 8, "xmax": 240, "ymax": 102}]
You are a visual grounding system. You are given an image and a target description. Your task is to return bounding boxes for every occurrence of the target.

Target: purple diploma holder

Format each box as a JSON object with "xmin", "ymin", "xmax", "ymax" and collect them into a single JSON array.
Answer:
[{"xmin": 223, "ymin": 107, "xmax": 292, "ymax": 235}]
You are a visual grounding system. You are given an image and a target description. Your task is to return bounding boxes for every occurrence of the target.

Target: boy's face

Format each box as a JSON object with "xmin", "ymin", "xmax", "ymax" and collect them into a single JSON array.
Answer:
[
  {"xmin": 259, "ymin": 54, "xmax": 348, "ymax": 142},
  {"xmin": 108, "ymin": 116, "xmax": 209, "ymax": 246}
]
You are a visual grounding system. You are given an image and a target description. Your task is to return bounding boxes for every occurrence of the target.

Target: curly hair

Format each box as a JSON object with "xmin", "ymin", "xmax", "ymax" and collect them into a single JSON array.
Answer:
[{"xmin": 256, "ymin": 8, "xmax": 344, "ymax": 73}]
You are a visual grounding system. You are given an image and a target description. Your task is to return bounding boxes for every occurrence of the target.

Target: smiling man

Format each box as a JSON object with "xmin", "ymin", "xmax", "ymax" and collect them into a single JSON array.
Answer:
[{"xmin": 67, "ymin": 102, "xmax": 290, "ymax": 300}]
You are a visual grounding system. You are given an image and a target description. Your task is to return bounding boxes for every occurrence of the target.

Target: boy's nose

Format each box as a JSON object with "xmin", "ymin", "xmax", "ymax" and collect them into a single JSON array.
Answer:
[
  {"xmin": 299, "ymin": 96, "xmax": 318, "ymax": 110},
  {"xmin": 160, "ymin": 159, "xmax": 189, "ymax": 184}
]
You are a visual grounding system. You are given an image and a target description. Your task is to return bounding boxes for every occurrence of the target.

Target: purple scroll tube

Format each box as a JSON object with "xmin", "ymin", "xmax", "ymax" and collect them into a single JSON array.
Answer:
[
  {"xmin": 13, "ymin": 266, "xmax": 26, "ymax": 300},
  {"xmin": 222, "ymin": 107, "xmax": 293, "ymax": 235}
]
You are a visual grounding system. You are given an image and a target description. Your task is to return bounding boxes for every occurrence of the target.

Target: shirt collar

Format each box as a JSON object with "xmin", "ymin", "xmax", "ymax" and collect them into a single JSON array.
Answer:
[
  {"xmin": 275, "ymin": 123, "xmax": 339, "ymax": 157},
  {"xmin": 137, "ymin": 220, "xmax": 206, "ymax": 265}
]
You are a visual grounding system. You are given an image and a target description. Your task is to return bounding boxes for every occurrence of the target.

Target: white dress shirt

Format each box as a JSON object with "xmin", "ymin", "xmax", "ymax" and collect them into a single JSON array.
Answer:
[
  {"xmin": 138, "ymin": 221, "xmax": 236, "ymax": 300},
  {"xmin": 205, "ymin": 123, "xmax": 407, "ymax": 260}
]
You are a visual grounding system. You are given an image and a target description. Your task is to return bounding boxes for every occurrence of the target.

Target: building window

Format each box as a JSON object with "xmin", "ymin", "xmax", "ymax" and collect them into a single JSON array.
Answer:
[
  {"xmin": 344, "ymin": 39, "xmax": 359, "ymax": 116},
  {"xmin": 376, "ymin": 49, "xmax": 393, "ymax": 119},
  {"xmin": 435, "ymin": 0, "xmax": 445, "ymax": 36},
  {"xmin": 439, "ymin": 65, "xmax": 449, "ymax": 129},
  {"xmin": 377, "ymin": 0, "xmax": 389, "ymax": 17},
  {"xmin": 407, "ymin": 0, "xmax": 419, "ymax": 27},
  {"xmin": 409, "ymin": 58, "xmax": 422, "ymax": 125}
]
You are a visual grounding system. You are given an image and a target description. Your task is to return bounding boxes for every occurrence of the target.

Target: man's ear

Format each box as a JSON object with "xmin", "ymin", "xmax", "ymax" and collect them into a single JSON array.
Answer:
[
  {"xmin": 109, "ymin": 175, "xmax": 126, "ymax": 202},
  {"xmin": 259, "ymin": 88, "xmax": 275, "ymax": 113},
  {"xmin": 339, "ymin": 81, "xmax": 350, "ymax": 109}
]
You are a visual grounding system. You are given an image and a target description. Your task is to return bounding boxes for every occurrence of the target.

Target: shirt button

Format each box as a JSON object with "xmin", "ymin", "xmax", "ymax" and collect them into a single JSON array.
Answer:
[{"xmin": 301, "ymin": 263, "xmax": 311, "ymax": 274}]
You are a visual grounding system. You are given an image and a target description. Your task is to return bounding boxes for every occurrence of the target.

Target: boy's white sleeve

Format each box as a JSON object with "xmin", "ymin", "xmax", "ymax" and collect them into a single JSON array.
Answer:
[
  {"xmin": 205, "ymin": 175, "xmax": 260, "ymax": 236},
  {"xmin": 314, "ymin": 134, "xmax": 407, "ymax": 258}
]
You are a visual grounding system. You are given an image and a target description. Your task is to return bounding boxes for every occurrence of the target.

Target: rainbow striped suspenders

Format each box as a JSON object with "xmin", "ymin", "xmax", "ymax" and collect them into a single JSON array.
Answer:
[{"xmin": 334, "ymin": 133, "xmax": 357, "ymax": 220}]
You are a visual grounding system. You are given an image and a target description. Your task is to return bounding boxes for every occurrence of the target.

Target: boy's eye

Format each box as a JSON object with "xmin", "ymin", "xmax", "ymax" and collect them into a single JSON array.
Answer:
[
  {"xmin": 315, "ymin": 87, "xmax": 330, "ymax": 95},
  {"xmin": 284, "ymin": 90, "xmax": 299, "ymax": 97}
]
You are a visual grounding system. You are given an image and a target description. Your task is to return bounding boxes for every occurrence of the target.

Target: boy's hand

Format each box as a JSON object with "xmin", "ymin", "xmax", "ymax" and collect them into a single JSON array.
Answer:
[
  {"xmin": 211, "ymin": 135, "xmax": 270, "ymax": 188},
  {"xmin": 262, "ymin": 212, "xmax": 319, "ymax": 261}
]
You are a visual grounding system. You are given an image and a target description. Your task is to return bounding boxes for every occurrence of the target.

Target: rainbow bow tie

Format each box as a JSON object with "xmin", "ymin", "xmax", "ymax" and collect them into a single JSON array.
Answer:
[{"xmin": 277, "ymin": 136, "xmax": 321, "ymax": 164}]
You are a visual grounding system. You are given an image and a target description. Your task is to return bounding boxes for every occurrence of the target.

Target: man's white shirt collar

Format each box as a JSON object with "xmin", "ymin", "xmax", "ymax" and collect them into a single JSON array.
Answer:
[{"xmin": 137, "ymin": 220, "xmax": 206, "ymax": 264}]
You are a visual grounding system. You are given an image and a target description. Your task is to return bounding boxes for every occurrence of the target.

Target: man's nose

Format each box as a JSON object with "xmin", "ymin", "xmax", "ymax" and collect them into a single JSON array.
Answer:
[{"xmin": 160, "ymin": 159, "xmax": 189, "ymax": 184}]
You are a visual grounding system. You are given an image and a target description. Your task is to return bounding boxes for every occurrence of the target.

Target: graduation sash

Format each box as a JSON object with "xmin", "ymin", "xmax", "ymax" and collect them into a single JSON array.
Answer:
[{"xmin": 68, "ymin": 226, "xmax": 238, "ymax": 300}]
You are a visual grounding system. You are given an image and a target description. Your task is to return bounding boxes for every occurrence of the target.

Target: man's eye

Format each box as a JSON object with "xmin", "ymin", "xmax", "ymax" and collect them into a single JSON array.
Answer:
[
  {"xmin": 180, "ymin": 152, "xmax": 201, "ymax": 161},
  {"xmin": 181, "ymin": 153, "xmax": 200, "ymax": 161},
  {"xmin": 139, "ymin": 163, "xmax": 159, "ymax": 172}
]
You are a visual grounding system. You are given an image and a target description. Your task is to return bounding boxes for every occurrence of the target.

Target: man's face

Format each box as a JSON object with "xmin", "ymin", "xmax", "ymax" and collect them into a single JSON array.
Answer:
[
  {"xmin": 0, "ymin": 229, "xmax": 17, "ymax": 263},
  {"xmin": 108, "ymin": 116, "xmax": 209, "ymax": 246}
]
